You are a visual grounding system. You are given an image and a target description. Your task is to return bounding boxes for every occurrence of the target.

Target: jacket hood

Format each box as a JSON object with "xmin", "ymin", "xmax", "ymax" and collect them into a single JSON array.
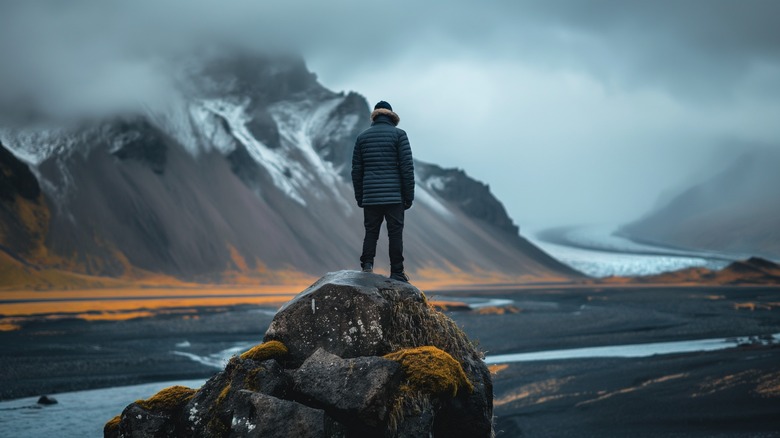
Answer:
[{"xmin": 370, "ymin": 108, "xmax": 400, "ymax": 126}]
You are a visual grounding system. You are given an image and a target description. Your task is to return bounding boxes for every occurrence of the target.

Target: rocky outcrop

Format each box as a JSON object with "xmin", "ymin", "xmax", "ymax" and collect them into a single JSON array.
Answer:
[
  {"xmin": 106, "ymin": 271, "xmax": 494, "ymax": 437},
  {"xmin": 0, "ymin": 141, "xmax": 49, "ymax": 260}
]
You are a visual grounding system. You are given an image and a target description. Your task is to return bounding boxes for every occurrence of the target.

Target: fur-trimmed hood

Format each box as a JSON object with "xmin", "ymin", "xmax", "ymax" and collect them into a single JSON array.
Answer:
[{"xmin": 370, "ymin": 108, "xmax": 400, "ymax": 126}]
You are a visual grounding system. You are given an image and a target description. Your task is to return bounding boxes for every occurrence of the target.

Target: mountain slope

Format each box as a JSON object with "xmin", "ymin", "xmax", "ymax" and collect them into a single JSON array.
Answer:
[
  {"xmin": 0, "ymin": 52, "xmax": 580, "ymax": 284},
  {"xmin": 620, "ymin": 149, "xmax": 780, "ymax": 261}
]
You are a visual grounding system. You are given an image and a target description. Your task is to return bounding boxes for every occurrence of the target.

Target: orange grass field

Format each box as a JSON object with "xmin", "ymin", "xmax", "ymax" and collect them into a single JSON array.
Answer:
[
  {"xmin": 0, "ymin": 285, "xmax": 308, "ymax": 331},
  {"xmin": 0, "ymin": 273, "xmax": 507, "ymax": 330}
]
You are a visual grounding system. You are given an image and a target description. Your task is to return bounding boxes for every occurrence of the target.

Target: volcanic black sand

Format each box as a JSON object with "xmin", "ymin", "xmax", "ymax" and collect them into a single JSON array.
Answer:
[{"xmin": 2, "ymin": 285, "xmax": 780, "ymax": 437}]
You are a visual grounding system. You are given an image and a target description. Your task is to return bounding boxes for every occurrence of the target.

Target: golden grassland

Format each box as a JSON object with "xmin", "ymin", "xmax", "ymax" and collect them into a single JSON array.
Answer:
[
  {"xmin": 0, "ymin": 287, "xmax": 303, "ymax": 331},
  {"xmin": 0, "ymin": 252, "xmax": 581, "ymax": 330},
  {"xmin": 0, "ymin": 268, "xmax": 529, "ymax": 331},
  {"xmin": 4, "ymin": 248, "xmax": 780, "ymax": 332}
]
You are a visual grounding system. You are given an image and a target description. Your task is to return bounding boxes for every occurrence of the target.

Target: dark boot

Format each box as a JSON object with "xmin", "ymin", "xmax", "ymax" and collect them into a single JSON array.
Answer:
[
  {"xmin": 361, "ymin": 262, "xmax": 373, "ymax": 273},
  {"xmin": 389, "ymin": 271, "xmax": 409, "ymax": 283}
]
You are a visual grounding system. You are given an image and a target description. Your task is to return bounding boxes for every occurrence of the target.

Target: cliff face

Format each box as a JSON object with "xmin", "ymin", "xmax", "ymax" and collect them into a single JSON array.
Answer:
[
  {"xmin": 106, "ymin": 271, "xmax": 494, "ymax": 437},
  {"xmin": 0, "ymin": 141, "xmax": 49, "ymax": 265},
  {"xmin": 0, "ymin": 51, "xmax": 580, "ymax": 283},
  {"xmin": 620, "ymin": 149, "xmax": 780, "ymax": 261}
]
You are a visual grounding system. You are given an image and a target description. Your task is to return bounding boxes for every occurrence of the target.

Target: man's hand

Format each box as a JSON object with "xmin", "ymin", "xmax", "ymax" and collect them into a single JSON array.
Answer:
[{"xmin": 404, "ymin": 200, "xmax": 413, "ymax": 210}]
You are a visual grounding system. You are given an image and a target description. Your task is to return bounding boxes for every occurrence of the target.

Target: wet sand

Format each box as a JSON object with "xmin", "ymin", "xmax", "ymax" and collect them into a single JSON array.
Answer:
[
  {"xmin": 0, "ymin": 305, "xmax": 276, "ymax": 400},
  {"xmin": 443, "ymin": 285, "xmax": 780, "ymax": 437},
  {"xmin": 2, "ymin": 284, "xmax": 780, "ymax": 436}
]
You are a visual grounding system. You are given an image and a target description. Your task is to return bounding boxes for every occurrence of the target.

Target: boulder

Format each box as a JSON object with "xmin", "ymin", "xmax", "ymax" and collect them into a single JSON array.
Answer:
[
  {"xmin": 118, "ymin": 403, "xmax": 178, "ymax": 437},
  {"xmin": 107, "ymin": 271, "xmax": 494, "ymax": 437},
  {"xmin": 230, "ymin": 391, "xmax": 343, "ymax": 438},
  {"xmin": 36, "ymin": 395, "xmax": 57, "ymax": 405},
  {"xmin": 293, "ymin": 348, "xmax": 402, "ymax": 428},
  {"xmin": 113, "ymin": 385, "xmax": 197, "ymax": 437},
  {"xmin": 265, "ymin": 270, "xmax": 493, "ymax": 437},
  {"xmin": 264, "ymin": 271, "xmax": 426, "ymax": 366},
  {"xmin": 184, "ymin": 358, "xmax": 291, "ymax": 437}
]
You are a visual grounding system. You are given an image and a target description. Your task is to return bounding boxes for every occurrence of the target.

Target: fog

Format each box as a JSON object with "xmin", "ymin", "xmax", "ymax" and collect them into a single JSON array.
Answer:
[{"xmin": 2, "ymin": 0, "xmax": 779, "ymax": 229}]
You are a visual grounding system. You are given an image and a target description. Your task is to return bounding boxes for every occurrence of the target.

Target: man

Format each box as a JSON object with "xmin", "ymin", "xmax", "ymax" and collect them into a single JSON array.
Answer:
[{"xmin": 352, "ymin": 101, "xmax": 415, "ymax": 282}]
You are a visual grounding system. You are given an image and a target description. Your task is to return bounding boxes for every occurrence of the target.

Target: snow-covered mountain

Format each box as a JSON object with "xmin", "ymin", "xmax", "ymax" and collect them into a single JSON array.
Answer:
[{"xmin": 0, "ymin": 52, "xmax": 580, "ymax": 284}]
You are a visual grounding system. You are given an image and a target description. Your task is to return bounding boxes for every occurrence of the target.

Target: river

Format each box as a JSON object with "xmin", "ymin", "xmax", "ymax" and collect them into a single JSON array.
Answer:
[
  {"xmin": 3, "ymin": 331, "xmax": 778, "ymax": 437},
  {"xmin": 0, "ymin": 226, "xmax": 755, "ymax": 437}
]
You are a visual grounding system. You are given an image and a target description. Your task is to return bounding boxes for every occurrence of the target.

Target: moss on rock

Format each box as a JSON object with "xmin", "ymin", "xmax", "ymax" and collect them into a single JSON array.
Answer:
[
  {"xmin": 216, "ymin": 383, "xmax": 231, "ymax": 407},
  {"xmin": 135, "ymin": 385, "xmax": 196, "ymax": 412},
  {"xmin": 384, "ymin": 346, "xmax": 473, "ymax": 397},
  {"xmin": 240, "ymin": 340, "xmax": 288, "ymax": 361},
  {"xmin": 104, "ymin": 414, "xmax": 121, "ymax": 437}
]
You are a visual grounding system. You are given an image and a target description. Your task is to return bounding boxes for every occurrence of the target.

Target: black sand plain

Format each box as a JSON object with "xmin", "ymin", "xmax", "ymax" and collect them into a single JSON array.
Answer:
[{"xmin": 2, "ymin": 284, "xmax": 780, "ymax": 437}]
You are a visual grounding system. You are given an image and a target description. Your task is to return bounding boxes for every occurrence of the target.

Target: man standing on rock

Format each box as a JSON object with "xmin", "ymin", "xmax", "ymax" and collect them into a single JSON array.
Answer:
[{"xmin": 352, "ymin": 101, "xmax": 415, "ymax": 282}]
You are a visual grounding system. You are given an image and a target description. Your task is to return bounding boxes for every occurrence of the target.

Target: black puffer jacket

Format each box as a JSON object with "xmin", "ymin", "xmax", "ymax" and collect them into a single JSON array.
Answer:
[{"xmin": 352, "ymin": 108, "xmax": 415, "ymax": 206}]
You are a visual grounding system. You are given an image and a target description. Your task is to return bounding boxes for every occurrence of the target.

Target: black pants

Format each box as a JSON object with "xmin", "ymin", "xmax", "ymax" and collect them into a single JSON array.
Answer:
[{"xmin": 360, "ymin": 203, "xmax": 405, "ymax": 273}]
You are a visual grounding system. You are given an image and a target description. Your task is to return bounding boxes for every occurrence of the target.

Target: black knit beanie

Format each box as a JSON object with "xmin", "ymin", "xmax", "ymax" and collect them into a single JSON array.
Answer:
[{"xmin": 374, "ymin": 101, "xmax": 392, "ymax": 111}]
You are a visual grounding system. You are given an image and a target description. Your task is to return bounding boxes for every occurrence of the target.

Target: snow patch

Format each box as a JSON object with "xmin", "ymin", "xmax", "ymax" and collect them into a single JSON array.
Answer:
[
  {"xmin": 200, "ymin": 98, "xmax": 308, "ymax": 205},
  {"xmin": 268, "ymin": 97, "xmax": 353, "ymax": 210},
  {"xmin": 426, "ymin": 175, "xmax": 452, "ymax": 192},
  {"xmin": 416, "ymin": 184, "xmax": 454, "ymax": 219},
  {"xmin": 0, "ymin": 127, "xmax": 81, "ymax": 166}
]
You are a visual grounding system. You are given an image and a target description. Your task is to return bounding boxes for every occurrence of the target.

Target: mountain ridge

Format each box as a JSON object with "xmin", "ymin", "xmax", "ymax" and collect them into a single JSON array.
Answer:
[
  {"xmin": 620, "ymin": 148, "xmax": 780, "ymax": 261},
  {"xmin": 0, "ymin": 52, "xmax": 581, "ymax": 286}
]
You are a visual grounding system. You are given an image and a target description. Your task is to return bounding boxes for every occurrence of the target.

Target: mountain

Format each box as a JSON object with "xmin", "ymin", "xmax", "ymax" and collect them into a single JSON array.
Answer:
[
  {"xmin": 594, "ymin": 257, "xmax": 780, "ymax": 286},
  {"xmin": 0, "ymin": 52, "xmax": 580, "ymax": 285},
  {"xmin": 620, "ymin": 149, "xmax": 780, "ymax": 261}
]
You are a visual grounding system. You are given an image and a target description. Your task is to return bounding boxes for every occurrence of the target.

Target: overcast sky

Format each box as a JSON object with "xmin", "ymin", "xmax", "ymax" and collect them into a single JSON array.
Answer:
[{"xmin": 2, "ymin": 0, "xmax": 779, "ymax": 230}]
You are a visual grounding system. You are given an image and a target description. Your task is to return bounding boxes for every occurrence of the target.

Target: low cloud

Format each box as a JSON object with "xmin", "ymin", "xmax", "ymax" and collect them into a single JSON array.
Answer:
[{"xmin": 1, "ymin": 0, "xmax": 778, "ymax": 227}]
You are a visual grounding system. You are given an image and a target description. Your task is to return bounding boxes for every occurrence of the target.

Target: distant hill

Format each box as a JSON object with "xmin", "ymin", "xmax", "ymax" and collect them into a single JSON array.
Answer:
[
  {"xmin": 0, "ymin": 51, "xmax": 580, "ymax": 287},
  {"xmin": 638, "ymin": 257, "xmax": 780, "ymax": 285},
  {"xmin": 620, "ymin": 149, "xmax": 780, "ymax": 261}
]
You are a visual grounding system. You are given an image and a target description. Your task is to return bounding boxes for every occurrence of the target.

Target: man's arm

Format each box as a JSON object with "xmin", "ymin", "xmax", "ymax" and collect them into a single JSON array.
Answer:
[
  {"xmin": 351, "ymin": 138, "xmax": 364, "ymax": 207},
  {"xmin": 397, "ymin": 131, "xmax": 415, "ymax": 208}
]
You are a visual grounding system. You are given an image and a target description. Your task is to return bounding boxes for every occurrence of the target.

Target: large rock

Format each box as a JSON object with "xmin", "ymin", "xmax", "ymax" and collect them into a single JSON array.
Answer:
[
  {"xmin": 293, "ymin": 348, "xmax": 402, "ymax": 429},
  {"xmin": 118, "ymin": 404, "xmax": 176, "ymax": 437},
  {"xmin": 265, "ymin": 271, "xmax": 493, "ymax": 437},
  {"xmin": 184, "ymin": 357, "xmax": 291, "ymax": 437},
  {"xmin": 230, "ymin": 391, "xmax": 343, "ymax": 438},
  {"xmin": 107, "ymin": 271, "xmax": 494, "ymax": 437},
  {"xmin": 264, "ymin": 271, "xmax": 426, "ymax": 366},
  {"xmin": 113, "ymin": 386, "xmax": 197, "ymax": 438}
]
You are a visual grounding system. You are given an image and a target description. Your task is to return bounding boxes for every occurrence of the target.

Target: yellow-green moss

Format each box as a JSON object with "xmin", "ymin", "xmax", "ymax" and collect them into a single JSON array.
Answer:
[
  {"xmin": 244, "ymin": 366, "xmax": 265, "ymax": 391},
  {"xmin": 388, "ymin": 298, "xmax": 482, "ymax": 363},
  {"xmin": 216, "ymin": 383, "xmax": 231, "ymax": 407},
  {"xmin": 239, "ymin": 340, "xmax": 288, "ymax": 361},
  {"xmin": 135, "ymin": 385, "xmax": 196, "ymax": 411},
  {"xmin": 384, "ymin": 346, "xmax": 474, "ymax": 397},
  {"xmin": 387, "ymin": 386, "xmax": 432, "ymax": 433},
  {"xmin": 104, "ymin": 414, "xmax": 121, "ymax": 434}
]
